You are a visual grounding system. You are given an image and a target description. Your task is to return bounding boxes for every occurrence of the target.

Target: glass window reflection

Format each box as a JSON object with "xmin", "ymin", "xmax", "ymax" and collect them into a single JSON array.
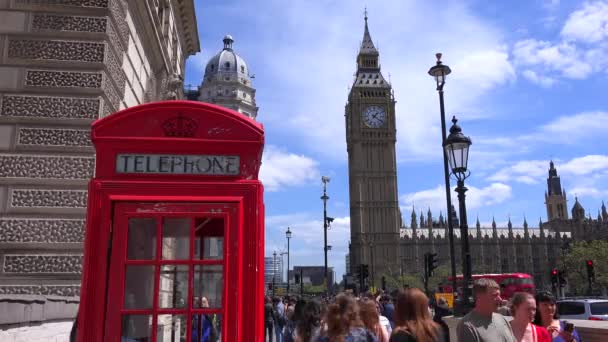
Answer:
[
  {"xmin": 192, "ymin": 265, "xmax": 223, "ymax": 309},
  {"xmin": 127, "ymin": 218, "xmax": 156, "ymax": 260},
  {"xmin": 124, "ymin": 265, "xmax": 155, "ymax": 309},
  {"xmin": 157, "ymin": 314, "xmax": 186, "ymax": 342},
  {"xmin": 162, "ymin": 218, "xmax": 190, "ymax": 260},
  {"xmin": 121, "ymin": 314, "xmax": 152, "ymax": 342},
  {"xmin": 158, "ymin": 265, "xmax": 189, "ymax": 309}
]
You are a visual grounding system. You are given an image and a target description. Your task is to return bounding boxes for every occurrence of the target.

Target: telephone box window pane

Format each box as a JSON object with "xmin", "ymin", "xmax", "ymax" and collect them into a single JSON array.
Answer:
[
  {"xmin": 127, "ymin": 218, "xmax": 157, "ymax": 260},
  {"xmin": 121, "ymin": 314, "xmax": 152, "ymax": 342},
  {"xmin": 124, "ymin": 265, "xmax": 155, "ymax": 309},
  {"xmin": 193, "ymin": 265, "xmax": 223, "ymax": 308},
  {"xmin": 194, "ymin": 237, "xmax": 224, "ymax": 260},
  {"xmin": 158, "ymin": 265, "xmax": 189, "ymax": 309},
  {"xmin": 162, "ymin": 218, "xmax": 190, "ymax": 260},
  {"xmin": 192, "ymin": 313, "xmax": 222, "ymax": 341},
  {"xmin": 157, "ymin": 314, "xmax": 187, "ymax": 342},
  {"xmin": 194, "ymin": 218, "xmax": 224, "ymax": 260}
]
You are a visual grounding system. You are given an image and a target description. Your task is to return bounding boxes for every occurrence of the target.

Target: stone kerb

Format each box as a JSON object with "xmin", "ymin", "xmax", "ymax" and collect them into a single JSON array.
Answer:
[{"xmin": 0, "ymin": 295, "xmax": 78, "ymax": 326}]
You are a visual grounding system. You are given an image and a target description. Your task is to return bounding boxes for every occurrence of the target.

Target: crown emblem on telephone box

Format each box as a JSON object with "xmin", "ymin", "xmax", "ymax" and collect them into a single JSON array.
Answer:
[{"xmin": 162, "ymin": 114, "xmax": 198, "ymax": 137}]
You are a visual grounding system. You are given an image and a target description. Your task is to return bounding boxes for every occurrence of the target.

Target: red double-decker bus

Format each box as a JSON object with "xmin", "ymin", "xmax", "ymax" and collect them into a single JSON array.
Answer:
[{"xmin": 439, "ymin": 273, "xmax": 535, "ymax": 300}]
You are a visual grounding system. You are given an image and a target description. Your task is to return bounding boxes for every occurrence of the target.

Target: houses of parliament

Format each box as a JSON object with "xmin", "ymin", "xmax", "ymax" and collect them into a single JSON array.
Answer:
[{"xmin": 345, "ymin": 15, "xmax": 607, "ymax": 290}]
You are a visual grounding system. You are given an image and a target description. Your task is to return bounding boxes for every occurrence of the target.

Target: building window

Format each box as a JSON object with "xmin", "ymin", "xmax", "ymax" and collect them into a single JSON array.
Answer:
[
  {"xmin": 225, "ymin": 62, "xmax": 230, "ymax": 69},
  {"xmin": 241, "ymin": 65, "xmax": 245, "ymax": 73},
  {"xmin": 210, "ymin": 64, "xmax": 214, "ymax": 71}
]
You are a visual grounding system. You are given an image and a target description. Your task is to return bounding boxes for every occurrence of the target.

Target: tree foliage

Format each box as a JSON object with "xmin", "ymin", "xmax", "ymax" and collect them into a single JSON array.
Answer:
[{"xmin": 562, "ymin": 240, "xmax": 608, "ymax": 295}]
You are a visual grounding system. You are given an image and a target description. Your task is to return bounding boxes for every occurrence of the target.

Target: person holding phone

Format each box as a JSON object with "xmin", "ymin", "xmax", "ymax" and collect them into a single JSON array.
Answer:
[{"xmin": 533, "ymin": 292, "xmax": 580, "ymax": 342}]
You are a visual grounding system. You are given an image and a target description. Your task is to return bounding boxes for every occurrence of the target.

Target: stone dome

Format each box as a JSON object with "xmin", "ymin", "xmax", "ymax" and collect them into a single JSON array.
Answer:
[{"xmin": 203, "ymin": 35, "xmax": 250, "ymax": 82}]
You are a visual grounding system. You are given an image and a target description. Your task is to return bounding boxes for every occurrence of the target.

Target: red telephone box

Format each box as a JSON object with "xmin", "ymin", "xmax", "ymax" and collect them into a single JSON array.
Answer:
[{"xmin": 77, "ymin": 100, "xmax": 265, "ymax": 341}]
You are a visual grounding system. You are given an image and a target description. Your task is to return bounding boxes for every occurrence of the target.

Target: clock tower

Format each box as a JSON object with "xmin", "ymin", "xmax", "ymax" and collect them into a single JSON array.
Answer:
[{"xmin": 346, "ymin": 14, "xmax": 401, "ymax": 285}]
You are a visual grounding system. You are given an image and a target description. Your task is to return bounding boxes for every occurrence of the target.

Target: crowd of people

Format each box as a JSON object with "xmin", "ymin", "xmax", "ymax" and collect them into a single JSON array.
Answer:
[
  {"xmin": 264, "ymin": 287, "xmax": 446, "ymax": 342},
  {"xmin": 264, "ymin": 279, "xmax": 581, "ymax": 342}
]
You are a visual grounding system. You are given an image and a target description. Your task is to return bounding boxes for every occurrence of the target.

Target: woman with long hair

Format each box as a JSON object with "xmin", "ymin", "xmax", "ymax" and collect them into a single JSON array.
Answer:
[
  {"xmin": 314, "ymin": 294, "xmax": 378, "ymax": 342},
  {"xmin": 390, "ymin": 288, "xmax": 441, "ymax": 342},
  {"xmin": 295, "ymin": 299, "xmax": 322, "ymax": 342},
  {"xmin": 509, "ymin": 292, "xmax": 551, "ymax": 342},
  {"xmin": 533, "ymin": 292, "xmax": 580, "ymax": 342},
  {"xmin": 359, "ymin": 298, "xmax": 390, "ymax": 342}
]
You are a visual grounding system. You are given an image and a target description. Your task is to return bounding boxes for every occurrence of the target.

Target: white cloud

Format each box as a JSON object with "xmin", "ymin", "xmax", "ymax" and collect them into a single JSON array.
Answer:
[
  {"xmin": 475, "ymin": 111, "xmax": 608, "ymax": 158},
  {"xmin": 559, "ymin": 155, "xmax": 608, "ymax": 175},
  {"xmin": 561, "ymin": 1, "xmax": 608, "ymax": 44},
  {"xmin": 259, "ymin": 145, "xmax": 320, "ymax": 191},
  {"xmin": 521, "ymin": 69, "xmax": 556, "ymax": 87},
  {"xmin": 487, "ymin": 155, "xmax": 608, "ymax": 185},
  {"xmin": 538, "ymin": 111, "xmax": 608, "ymax": 141},
  {"xmin": 512, "ymin": 39, "xmax": 593, "ymax": 79},
  {"xmin": 399, "ymin": 183, "xmax": 513, "ymax": 216},
  {"xmin": 568, "ymin": 187, "xmax": 608, "ymax": 199},
  {"xmin": 488, "ymin": 160, "xmax": 548, "ymax": 183},
  {"xmin": 512, "ymin": 1, "xmax": 608, "ymax": 86}
]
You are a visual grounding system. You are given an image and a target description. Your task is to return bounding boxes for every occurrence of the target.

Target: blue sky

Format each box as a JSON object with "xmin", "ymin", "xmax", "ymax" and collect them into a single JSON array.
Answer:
[{"xmin": 184, "ymin": 0, "xmax": 608, "ymax": 279}]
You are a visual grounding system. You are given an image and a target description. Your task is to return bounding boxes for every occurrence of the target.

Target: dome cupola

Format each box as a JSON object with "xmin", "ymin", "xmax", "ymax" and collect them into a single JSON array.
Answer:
[{"xmin": 198, "ymin": 35, "xmax": 258, "ymax": 120}]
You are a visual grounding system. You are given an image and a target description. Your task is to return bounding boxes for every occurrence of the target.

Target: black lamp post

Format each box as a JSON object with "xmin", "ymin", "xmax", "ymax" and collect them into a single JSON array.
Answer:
[
  {"xmin": 428, "ymin": 53, "xmax": 458, "ymax": 303},
  {"xmin": 321, "ymin": 176, "xmax": 330, "ymax": 296},
  {"xmin": 273, "ymin": 250, "xmax": 277, "ymax": 296},
  {"xmin": 445, "ymin": 116, "xmax": 473, "ymax": 313},
  {"xmin": 286, "ymin": 227, "xmax": 292, "ymax": 295}
]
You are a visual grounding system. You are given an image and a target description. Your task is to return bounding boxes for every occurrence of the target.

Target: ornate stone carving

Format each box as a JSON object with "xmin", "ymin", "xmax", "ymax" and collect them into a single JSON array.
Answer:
[
  {"xmin": 10, "ymin": 189, "xmax": 88, "ymax": 208},
  {"xmin": 15, "ymin": 0, "xmax": 108, "ymax": 8},
  {"xmin": 163, "ymin": 73, "xmax": 184, "ymax": 100},
  {"xmin": 3, "ymin": 255, "xmax": 82, "ymax": 274},
  {"xmin": 0, "ymin": 155, "xmax": 93, "ymax": 179},
  {"xmin": 0, "ymin": 95, "xmax": 100, "ymax": 119},
  {"xmin": 9, "ymin": 40, "xmax": 105, "ymax": 63},
  {"xmin": 17, "ymin": 128, "xmax": 92, "ymax": 147},
  {"xmin": 0, "ymin": 219, "xmax": 84, "ymax": 243},
  {"xmin": 32, "ymin": 14, "xmax": 107, "ymax": 32},
  {"xmin": 0, "ymin": 285, "xmax": 80, "ymax": 296},
  {"xmin": 25, "ymin": 70, "xmax": 102, "ymax": 88}
]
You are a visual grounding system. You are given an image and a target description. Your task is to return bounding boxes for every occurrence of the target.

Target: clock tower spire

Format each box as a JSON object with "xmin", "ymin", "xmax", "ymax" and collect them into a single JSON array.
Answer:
[{"xmin": 345, "ymin": 12, "xmax": 401, "ymax": 283}]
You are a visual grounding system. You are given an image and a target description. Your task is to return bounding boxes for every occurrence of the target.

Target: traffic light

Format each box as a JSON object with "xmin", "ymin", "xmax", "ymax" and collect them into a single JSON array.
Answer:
[
  {"xmin": 361, "ymin": 264, "xmax": 369, "ymax": 280},
  {"xmin": 550, "ymin": 269, "xmax": 558, "ymax": 287},
  {"xmin": 294, "ymin": 273, "xmax": 300, "ymax": 284},
  {"xmin": 428, "ymin": 253, "xmax": 438, "ymax": 277},
  {"xmin": 586, "ymin": 260, "xmax": 596, "ymax": 283}
]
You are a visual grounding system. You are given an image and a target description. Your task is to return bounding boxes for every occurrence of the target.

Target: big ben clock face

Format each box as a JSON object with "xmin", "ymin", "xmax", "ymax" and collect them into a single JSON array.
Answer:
[{"xmin": 363, "ymin": 105, "xmax": 386, "ymax": 128}]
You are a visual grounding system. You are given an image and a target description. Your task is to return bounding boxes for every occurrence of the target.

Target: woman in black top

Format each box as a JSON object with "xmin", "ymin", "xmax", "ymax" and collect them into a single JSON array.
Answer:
[{"xmin": 390, "ymin": 288, "xmax": 442, "ymax": 342}]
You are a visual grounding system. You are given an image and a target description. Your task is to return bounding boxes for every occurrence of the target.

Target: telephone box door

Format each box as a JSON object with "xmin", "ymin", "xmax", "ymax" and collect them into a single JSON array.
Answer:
[{"xmin": 104, "ymin": 202, "xmax": 240, "ymax": 341}]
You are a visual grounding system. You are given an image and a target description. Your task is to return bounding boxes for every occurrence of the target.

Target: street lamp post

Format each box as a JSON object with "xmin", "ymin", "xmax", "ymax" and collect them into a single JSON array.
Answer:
[
  {"xmin": 286, "ymin": 227, "xmax": 292, "ymax": 295},
  {"xmin": 321, "ymin": 176, "xmax": 330, "ymax": 296},
  {"xmin": 445, "ymin": 116, "xmax": 473, "ymax": 313},
  {"xmin": 273, "ymin": 250, "xmax": 277, "ymax": 297},
  {"xmin": 428, "ymin": 53, "xmax": 458, "ymax": 303}
]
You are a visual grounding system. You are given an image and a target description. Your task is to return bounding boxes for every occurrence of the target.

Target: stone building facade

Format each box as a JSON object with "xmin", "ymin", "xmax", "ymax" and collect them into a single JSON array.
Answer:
[
  {"xmin": 0, "ymin": 0, "xmax": 199, "ymax": 298},
  {"xmin": 398, "ymin": 162, "xmax": 608, "ymax": 290}
]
